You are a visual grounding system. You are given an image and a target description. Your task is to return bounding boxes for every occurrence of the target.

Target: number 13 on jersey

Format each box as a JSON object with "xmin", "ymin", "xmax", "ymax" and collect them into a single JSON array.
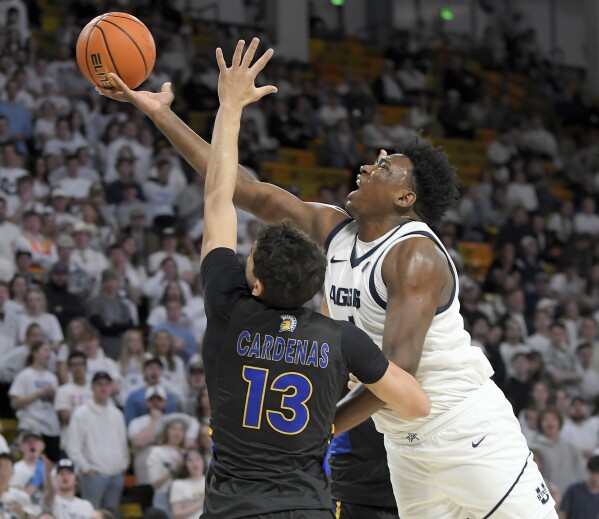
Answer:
[{"xmin": 242, "ymin": 366, "xmax": 313, "ymax": 435}]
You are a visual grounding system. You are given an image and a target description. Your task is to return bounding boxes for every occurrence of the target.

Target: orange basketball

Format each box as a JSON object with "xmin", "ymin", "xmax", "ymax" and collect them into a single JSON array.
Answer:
[{"xmin": 76, "ymin": 12, "xmax": 156, "ymax": 89}]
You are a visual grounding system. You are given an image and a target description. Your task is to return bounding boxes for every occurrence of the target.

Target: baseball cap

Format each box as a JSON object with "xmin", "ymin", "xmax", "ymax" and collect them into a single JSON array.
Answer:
[
  {"xmin": 536, "ymin": 298, "xmax": 558, "ymax": 312},
  {"xmin": 144, "ymin": 356, "xmax": 163, "ymax": 369},
  {"xmin": 91, "ymin": 371, "xmax": 113, "ymax": 384},
  {"xmin": 56, "ymin": 234, "xmax": 75, "ymax": 248},
  {"xmin": 17, "ymin": 430, "xmax": 43, "ymax": 443},
  {"xmin": 51, "ymin": 188, "xmax": 68, "ymax": 199},
  {"xmin": 0, "ymin": 452, "xmax": 13, "ymax": 462},
  {"xmin": 56, "ymin": 458, "xmax": 76, "ymax": 472},
  {"xmin": 50, "ymin": 261, "xmax": 69, "ymax": 275},
  {"xmin": 145, "ymin": 385, "xmax": 167, "ymax": 401},
  {"xmin": 161, "ymin": 227, "xmax": 176, "ymax": 238},
  {"xmin": 15, "ymin": 249, "xmax": 32, "ymax": 257}
]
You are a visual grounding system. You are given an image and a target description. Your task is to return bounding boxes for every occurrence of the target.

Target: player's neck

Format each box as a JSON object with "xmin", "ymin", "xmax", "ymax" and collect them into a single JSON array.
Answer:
[{"xmin": 356, "ymin": 214, "xmax": 417, "ymax": 242}]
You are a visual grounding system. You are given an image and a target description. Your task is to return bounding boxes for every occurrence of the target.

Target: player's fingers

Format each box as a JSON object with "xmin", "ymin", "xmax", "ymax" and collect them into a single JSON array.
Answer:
[
  {"xmin": 107, "ymin": 72, "xmax": 130, "ymax": 94},
  {"xmin": 348, "ymin": 373, "xmax": 359, "ymax": 383},
  {"xmin": 232, "ymin": 39, "xmax": 245, "ymax": 67},
  {"xmin": 161, "ymin": 82, "xmax": 172, "ymax": 94},
  {"xmin": 215, "ymin": 47, "xmax": 227, "ymax": 72},
  {"xmin": 255, "ymin": 85, "xmax": 277, "ymax": 100},
  {"xmin": 250, "ymin": 48, "xmax": 275, "ymax": 77},
  {"xmin": 241, "ymin": 37, "xmax": 260, "ymax": 68}
]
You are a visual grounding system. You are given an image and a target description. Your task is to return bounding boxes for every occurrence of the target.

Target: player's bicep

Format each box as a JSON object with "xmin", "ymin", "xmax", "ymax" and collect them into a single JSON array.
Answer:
[
  {"xmin": 382, "ymin": 240, "xmax": 445, "ymax": 375},
  {"xmin": 242, "ymin": 180, "xmax": 347, "ymax": 244}
]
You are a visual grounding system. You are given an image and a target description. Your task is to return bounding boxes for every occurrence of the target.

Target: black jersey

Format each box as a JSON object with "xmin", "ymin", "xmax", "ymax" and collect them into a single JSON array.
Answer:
[
  {"xmin": 200, "ymin": 248, "xmax": 389, "ymax": 518},
  {"xmin": 329, "ymin": 407, "xmax": 398, "ymax": 508}
]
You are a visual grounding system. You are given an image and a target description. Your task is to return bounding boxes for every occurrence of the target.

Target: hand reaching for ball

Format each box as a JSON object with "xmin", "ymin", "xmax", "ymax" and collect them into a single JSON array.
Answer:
[
  {"xmin": 95, "ymin": 73, "xmax": 174, "ymax": 119},
  {"xmin": 215, "ymin": 38, "xmax": 277, "ymax": 109}
]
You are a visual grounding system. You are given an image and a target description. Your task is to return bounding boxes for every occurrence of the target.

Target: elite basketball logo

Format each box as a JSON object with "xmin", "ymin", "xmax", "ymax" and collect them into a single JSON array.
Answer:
[
  {"xmin": 279, "ymin": 315, "xmax": 297, "ymax": 332},
  {"xmin": 90, "ymin": 53, "xmax": 114, "ymax": 89}
]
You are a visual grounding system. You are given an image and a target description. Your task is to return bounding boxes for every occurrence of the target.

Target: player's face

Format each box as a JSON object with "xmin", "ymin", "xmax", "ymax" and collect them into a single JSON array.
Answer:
[
  {"xmin": 55, "ymin": 469, "xmax": 76, "ymax": 491},
  {"xmin": 346, "ymin": 154, "xmax": 413, "ymax": 219}
]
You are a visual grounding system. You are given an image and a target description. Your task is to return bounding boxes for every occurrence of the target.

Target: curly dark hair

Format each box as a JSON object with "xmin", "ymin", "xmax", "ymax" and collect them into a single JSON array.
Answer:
[
  {"xmin": 252, "ymin": 221, "xmax": 326, "ymax": 309},
  {"xmin": 395, "ymin": 138, "xmax": 460, "ymax": 226}
]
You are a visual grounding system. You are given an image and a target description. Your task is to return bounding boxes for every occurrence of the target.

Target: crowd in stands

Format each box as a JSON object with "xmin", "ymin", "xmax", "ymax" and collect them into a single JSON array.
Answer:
[{"xmin": 0, "ymin": 0, "xmax": 598, "ymax": 518}]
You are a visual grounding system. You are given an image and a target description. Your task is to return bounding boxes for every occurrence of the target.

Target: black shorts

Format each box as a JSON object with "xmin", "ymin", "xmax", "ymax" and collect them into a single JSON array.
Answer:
[
  {"xmin": 246, "ymin": 511, "xmax": 334, "ymax": 519},
  {"xmin": 332, "ymin": 501, "xmax": 399, "ymax": 519}
]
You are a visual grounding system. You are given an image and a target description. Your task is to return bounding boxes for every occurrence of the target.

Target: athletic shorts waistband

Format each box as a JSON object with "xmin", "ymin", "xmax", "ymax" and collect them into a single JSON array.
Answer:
[{"xmin": 384, "ymin": 379, "xmax": 494, "ymax": 446}]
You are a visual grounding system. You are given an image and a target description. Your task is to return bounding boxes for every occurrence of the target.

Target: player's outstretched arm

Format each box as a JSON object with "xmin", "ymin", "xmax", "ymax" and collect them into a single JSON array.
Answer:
[
  {"xmin": 333, "ymin": 362, "xmax": 430, "ymax": 435},
  {"xmin": 201, "ymin": 38, "xmax": 277, "ymax": 261},
  {"xmin": 95, "ymin": 71, "xmax": 346, "ymax": 246}
]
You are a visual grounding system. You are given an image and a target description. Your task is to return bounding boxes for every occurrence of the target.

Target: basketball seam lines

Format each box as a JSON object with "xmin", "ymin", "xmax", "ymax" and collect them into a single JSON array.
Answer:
[
  {"xmin": 95, "ymin": 25, "xmax": 124, "ymax": 80},
  {"xmin": 99, "ymin": 18, "xmax": 148, "ymax": 77},
  {"xmin": 104, "ymin": 13, "xmax": 146, "ymax": 28},
  {"xmin": 85, "ymin": 13, "xmax": 110, "ymax": 86}
]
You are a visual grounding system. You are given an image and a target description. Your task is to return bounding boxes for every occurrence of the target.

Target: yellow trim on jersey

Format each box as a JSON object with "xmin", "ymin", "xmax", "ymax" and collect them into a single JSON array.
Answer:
[
  {"xmin": 335, "ymin": 500, "xmax": 341, "ymax": 518},
  {"xmin": 241, "ymin": 365, "xmax": 269, "ymax": 429}
]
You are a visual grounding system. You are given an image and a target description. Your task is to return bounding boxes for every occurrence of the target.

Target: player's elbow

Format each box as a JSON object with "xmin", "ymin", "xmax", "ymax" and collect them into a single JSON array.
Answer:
[{"xmin": 408, "ymin": 392, "xmax": 431, "ymax": 420}]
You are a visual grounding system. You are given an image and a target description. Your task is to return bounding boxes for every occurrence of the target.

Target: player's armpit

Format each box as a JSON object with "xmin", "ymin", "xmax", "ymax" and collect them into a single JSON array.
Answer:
[
  {"xmin": 381, "ymin": 238, "xmax": 447, "ymax": 375},
  {"xmin": 364, "ymin": 361, "xmax": 430, "ymax": 421}
]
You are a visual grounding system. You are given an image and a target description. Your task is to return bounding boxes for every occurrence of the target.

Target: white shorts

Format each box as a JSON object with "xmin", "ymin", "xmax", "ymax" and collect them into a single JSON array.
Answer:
[{"xmin": 384, "ymin": 380, "xmax": 557, "ymax": 519}]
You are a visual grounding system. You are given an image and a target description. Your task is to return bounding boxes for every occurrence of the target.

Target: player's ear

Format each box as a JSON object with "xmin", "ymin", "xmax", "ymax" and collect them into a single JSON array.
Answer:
[
  {"xmin": 251, "ymin": 278, "xmax": 264, "ymax": 297},
  {"xmin": 394, "ymin": 189, "xmax": 416, "ymax": 209}
]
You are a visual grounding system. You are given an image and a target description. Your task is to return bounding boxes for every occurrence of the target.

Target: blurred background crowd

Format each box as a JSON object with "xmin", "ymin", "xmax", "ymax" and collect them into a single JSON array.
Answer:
[{"xmin": 0, "ymin": 0, "xmax": 599, "ymax": 518}]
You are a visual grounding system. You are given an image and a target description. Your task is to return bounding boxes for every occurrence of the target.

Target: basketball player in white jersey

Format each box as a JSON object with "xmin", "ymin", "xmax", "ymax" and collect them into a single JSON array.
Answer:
[{"xmin": 96, "ymin": 54, "xmax": 557, "ymax": 518}]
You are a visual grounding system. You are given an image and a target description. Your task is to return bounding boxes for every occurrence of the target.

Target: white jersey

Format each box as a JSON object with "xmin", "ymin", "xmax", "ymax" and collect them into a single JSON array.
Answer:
[{"xmin": 324, "ymin": 219, "xmax": 493, "ymax": 440}]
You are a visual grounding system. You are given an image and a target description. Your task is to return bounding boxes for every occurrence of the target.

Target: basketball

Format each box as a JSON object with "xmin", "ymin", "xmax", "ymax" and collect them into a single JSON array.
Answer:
[{"xmin": 76, "ymin": 12, "xmax": 156, "ymax": 90}]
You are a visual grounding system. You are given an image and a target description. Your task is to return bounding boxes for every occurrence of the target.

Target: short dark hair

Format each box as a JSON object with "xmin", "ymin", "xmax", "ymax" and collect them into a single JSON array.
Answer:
[
  {"xmin": 67, "ymin": 350, "xmax": 87, "ymax": 364},
  {"xmin": 395, "ymin": 138, "xmax": 460, "ymax": 226},
  {"xmin": 588, "ymin": 455, "xmax": 599, "ymax": 473},
  {"xmin": 252, "ymin": 221, "xmax": 326, "ymax": 309}
]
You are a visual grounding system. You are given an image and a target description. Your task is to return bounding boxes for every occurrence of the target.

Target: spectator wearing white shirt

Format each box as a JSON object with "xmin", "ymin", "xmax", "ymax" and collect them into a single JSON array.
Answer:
[
  {"xmin": 33, "ymin": 101, "xmax": 56, "ymax": 148},
  {"xmin": 395, "ymin": 57, "xmax": 426, "ymax": 94},
  {"xmin": 547, "ymin": 200, "xmax": 574, "ymax": 245},
  {"xmin": 0, "ymin": 452, "xmax": 39, "ymax": 519},
  {"xmin": 46, "ymin": 189, "xmax": 78, "ymax": 231},
  {"xmin": 520, "ymin": 115, "xmax": 559, "ymax": 162},
  {"xmin": 144, "ymin": 258, "xmax": 192, "ymax": 310},
  {"xmin": 0, "ymin": 198, "xmax": 21, "ymax": 263},
  {"xmin": 545, "ymin": 321, "xmax": 583, "ymax": 397},
  {"xmin": 9, "ymin": 341, "xmax": 61, "ymax": 462},
  {"xmin": 54, "ymin": 351, "xmax": 92, "ymax": 452},
  {"xmin": 317, "ymin": 93, "xmax": 349, "ymax": 129},
  {"xmin": 43, "ymin": 117, "xmax": 88, "ymax": 158},
  {"xmin": 142, "ymin": 162, "xmax": 179, "ymax": 226},
  {"xmin": 148, "ymin": 229, "xmax": 193, "ymax": 279},
  {"xmin": 69, "ymin": 222, "xmax": 109, "ymax": 293},
  {"xmin": 78, "ymin": 327, "xmax": 121, "ymax": 393},
  {"xmin": 146, "ymin": 416, "xmax": 189, "ymax": 516},
  {"xmin": 55, "ymin": 156, "xmax": 92, "ymax": 201},
  {"xmin": 506, "ymin": 170, "xmax": 538, "ymax": 213},
  {"xmin": 104, "ymin": 121, "xmax": 146, "ymax": 183},
  {"xmin": 10, "ymin": 431, "xmax": 45, "ymax": 499},
  {"xmin": 169, "ymin": 449, "xmax": 205, "ymax": 519},
  {"xmin": 0, "ymin": 280, "xmax": 21, "ymax": 343},
  {"xmin": 17, "ymin": 289, "xmax": 63, "ymax": 348},
  {"xmin": 42, "ymin": 458, "xmax": 94, "ymax": 519},
  {"xmin": 574, "ymin": 197, "xmax": 599, "ymax": 236},
  {"xmin": 576, "ymin": 343, "xmax": 599, "ymax": 402},
  {"xmin": 561, "ymin": 397, "xmax": 599, "ymax": 460},
  {"xmin": 67, "ymin": 371, "xmax": 129, "ymax": 515},
  {"xmin": 487, "ymin": 130, "xmax": 519, "ymax": 167}
]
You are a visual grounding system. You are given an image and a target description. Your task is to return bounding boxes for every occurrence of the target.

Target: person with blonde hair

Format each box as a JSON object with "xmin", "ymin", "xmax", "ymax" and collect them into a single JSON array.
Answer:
[
  {"xmin": 146, "ymin": 416, "xmax": 190, "ymax": 517},
  {"xmin": 118, "ymin": 329, "xmax": 146, "ymax": 405}
]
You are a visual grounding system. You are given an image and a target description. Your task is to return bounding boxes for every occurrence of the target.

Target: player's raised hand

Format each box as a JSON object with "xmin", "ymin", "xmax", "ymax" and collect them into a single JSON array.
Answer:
[
  {"xmin": 215, "ymin": 37, "xmax": 277, "ymax": 108},
  {"xmin": 95, "ymin": 73, "xmax": 174, "ymax": 119}
]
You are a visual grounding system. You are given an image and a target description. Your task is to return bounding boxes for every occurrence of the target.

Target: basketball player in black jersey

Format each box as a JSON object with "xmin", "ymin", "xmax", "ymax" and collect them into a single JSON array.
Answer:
[{"xmin": 99, "ymin": 40, "xmax": 429, "ymax": 518}]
